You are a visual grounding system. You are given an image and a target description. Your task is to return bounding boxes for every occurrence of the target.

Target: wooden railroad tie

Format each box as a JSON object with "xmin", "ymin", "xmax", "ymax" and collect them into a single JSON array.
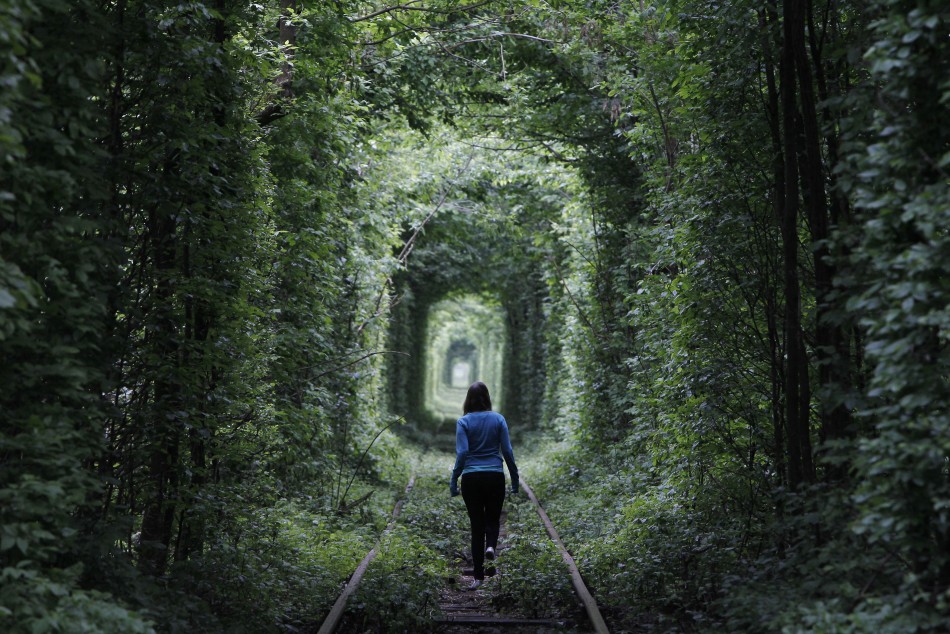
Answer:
[{"xmin": 434, "ymin": 614, "xmax": 566, "ymax": 627}]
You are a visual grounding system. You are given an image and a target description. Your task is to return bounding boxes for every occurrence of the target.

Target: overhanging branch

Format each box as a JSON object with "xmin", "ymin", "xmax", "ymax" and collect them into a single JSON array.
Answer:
[{"xmin": 349, "ymin": 0, "xmax": 493, "ymax": 23}]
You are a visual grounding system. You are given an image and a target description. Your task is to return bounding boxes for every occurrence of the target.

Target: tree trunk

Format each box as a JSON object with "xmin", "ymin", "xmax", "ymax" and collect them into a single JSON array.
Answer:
[
  {"xmin": 139, "ymin": 207, "xmax": 180, "ymax": 577},
  {"xmin": 806, "ymin": 0, "xmax": 854, "ymax": 461},
  {"xmin": 761, "ymin": 5, "xmax": 789, "ymax": 490},
  {"xmin": 780, "ymin": 0, "xmax": 809, "ymax": 489}
]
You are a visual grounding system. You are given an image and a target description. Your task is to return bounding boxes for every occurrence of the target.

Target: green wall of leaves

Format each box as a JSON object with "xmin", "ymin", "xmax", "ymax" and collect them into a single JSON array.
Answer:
[{"xmin": 1, "ymin": 0, "xmax": 947, "ymax": 632}]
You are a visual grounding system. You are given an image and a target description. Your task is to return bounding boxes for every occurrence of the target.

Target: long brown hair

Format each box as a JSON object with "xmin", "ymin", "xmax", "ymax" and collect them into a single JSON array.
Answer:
[{"xmin": 463, "ymin": 381, "xmax": 492, "ymax": 414}]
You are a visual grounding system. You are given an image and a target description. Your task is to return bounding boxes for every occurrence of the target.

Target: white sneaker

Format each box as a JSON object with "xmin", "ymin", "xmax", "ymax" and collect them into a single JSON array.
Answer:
[
  {"xmin": 485, "ymin": 546, "xmax": 495, "ymax": 561},
  {"xmin": 467, "ymin": 579, "xmax": 482, "ymax": 591}
]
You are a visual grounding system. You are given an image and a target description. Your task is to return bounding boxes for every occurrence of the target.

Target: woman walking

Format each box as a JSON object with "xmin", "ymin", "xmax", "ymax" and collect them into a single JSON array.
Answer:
[{"xmin": 450, "ymin": 381, "xmax": 519, "ymax": 591}]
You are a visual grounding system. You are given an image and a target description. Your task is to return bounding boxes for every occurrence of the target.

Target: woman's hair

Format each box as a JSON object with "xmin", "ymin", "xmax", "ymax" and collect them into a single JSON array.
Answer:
[{"xmin": 463, "ymin": 381, "xmax": 492, "ymax": 414}]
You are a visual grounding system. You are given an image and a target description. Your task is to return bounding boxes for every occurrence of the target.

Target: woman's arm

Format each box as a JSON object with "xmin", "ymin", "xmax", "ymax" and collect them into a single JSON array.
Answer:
[
  {"xmin": 450, "ymin": 419, "xmax": 468, "ymax": 496},
  {"xmin": 499, "ymin": 418, "xmax": 519, "ymax": 493}
]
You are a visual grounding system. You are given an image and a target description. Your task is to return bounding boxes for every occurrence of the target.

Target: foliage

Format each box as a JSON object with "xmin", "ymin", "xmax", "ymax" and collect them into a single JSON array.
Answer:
[
  {"xmin": 0, "ymin": 564, "xmax": 155, "ymax": 634},
  {"xmin": 1, "ymin": 0, "xmax": 947, "ymax": 631},
  {"xmin": 495, "ymin": 0, "xmax": 949, "ymax": 631},
  {"xmin": 191, "ymin": 497, "xmax": 379, "ymax": 632},
  {"xmin": 829, "ymin": 0, "xmax": 950, "ymax": 627},
  {"xmin": 485, "ymin": 492, "xmax": 576, "ymax": 621},
  {"xmin": 376, "ymin": 125, "xmax": 583, "ymax": 435},
  {"xmin": 1, "ymin": 0, "xmax": 418, "ymax": 629},
  {"xmin": 345, "ymin": 526, "xmax": 448, "ymax": 632},
  {"xmin": 345, "ymin": 461, "xmax": 457, "ymax": 632},
  {"xmin": 0, "ymin": 0, "xmax": 150, "ymax": 629}
]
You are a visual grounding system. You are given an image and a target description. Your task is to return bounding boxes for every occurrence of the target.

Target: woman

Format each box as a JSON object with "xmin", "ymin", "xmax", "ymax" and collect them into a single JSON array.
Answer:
[{"xmin": 449, "ymin": 381, "xmax": 519, "ymax": 591}]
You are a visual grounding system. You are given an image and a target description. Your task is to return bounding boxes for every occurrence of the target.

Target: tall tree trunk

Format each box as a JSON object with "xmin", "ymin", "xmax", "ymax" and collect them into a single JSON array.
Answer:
[
  {"xmin": 795, "ymin": 0, "xmax": 845, "ymax": 458},
  {"xmin": 806, "ymin": 0, "xmax": 854, "ymax": 460},
  {"xmin": 780, "ymin": 0, "xmax": 809, "ymax": 489},
  {"xmin": 99, "ymin": 0, "xmax": 127, "ymax": 523},
  {"xmin": 760, "ymin": 6, "xmax": 788, "ymax": 492},
  {"xmin": 139, "ymin": 207, "xmax": 181, "ymax": 577}
]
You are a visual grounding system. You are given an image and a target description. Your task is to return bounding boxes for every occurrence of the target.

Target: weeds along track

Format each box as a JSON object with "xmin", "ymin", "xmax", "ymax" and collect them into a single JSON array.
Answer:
[{"xmin": 323, "ymin": 454, "xmax": 609, "ymax": 633}]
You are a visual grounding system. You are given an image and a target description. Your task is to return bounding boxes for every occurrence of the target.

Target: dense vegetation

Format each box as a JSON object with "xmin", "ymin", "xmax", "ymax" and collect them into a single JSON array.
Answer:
[{"xmin": 1, "ymin": 0, "xmax": 947, "ymax": 632}]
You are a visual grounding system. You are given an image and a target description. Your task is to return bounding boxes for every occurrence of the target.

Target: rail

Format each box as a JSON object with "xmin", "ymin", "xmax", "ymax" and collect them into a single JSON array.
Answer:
[
  {"xmin": 521, "ymin": 479, "xmax": 610, "ymax": 634},
  {"xmin": 316, "ymin": 474, "xmax": 416, "ymax": 634}
]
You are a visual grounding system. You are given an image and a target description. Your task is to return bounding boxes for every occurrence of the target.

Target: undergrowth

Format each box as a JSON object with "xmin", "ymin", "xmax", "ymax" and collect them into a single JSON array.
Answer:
[
  {"xmin": 162, "ymin": 435, "xmax": 416, "ymax": 633},
  {"xmin": 516, "ymin": 430, "xmax": 949, "ymax": 634},
  {"xmin": 341, "ymin": 452, "xmax": 455, "ymax": 632},
  {"xmin": 484, "ymin": 488, "xmax": 577, "ymax": 622}
]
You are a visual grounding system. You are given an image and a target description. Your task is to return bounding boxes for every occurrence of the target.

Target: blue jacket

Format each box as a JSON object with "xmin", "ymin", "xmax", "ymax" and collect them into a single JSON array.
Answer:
[{"xmin": 450, "ymin": 411, "xmax": 519, "ymax": 495}]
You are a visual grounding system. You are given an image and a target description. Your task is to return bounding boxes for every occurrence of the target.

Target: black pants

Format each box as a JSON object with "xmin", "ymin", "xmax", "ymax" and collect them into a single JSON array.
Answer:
[{"xmin": 461, "ymin": 471, "xmax": 505, "ymax": 580}]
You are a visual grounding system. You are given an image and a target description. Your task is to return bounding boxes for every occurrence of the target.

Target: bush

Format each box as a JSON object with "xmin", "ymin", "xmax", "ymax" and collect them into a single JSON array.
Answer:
[
  {"xmin": 0, "ymin": 564, "xmax": 154, "ymax": 634},
  {"xmin": 190, "ymin": 498, "xmax": 377, "ymax": 633}
]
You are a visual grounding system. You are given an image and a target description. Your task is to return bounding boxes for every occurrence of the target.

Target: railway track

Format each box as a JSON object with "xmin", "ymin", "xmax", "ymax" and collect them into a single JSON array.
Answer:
[
  {"xmin": 433, "ymin": 502, "xmax": 569, "ymax": 633},
  {"xmin": 318, "ymin": 473, "xmax": 609, "ymax": 633}
]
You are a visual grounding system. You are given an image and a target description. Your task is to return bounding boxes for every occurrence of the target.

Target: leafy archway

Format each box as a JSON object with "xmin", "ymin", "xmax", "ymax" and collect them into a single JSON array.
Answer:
[{"xmin": 422, "ymin": 293, "xmax": 506, "ymax": 427}]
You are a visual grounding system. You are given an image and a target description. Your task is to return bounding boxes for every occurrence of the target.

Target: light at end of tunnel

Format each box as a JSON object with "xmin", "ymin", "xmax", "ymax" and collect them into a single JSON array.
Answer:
[{"xmin": 423, "ymin": 294, "xmax": 506, "ymax": 427}]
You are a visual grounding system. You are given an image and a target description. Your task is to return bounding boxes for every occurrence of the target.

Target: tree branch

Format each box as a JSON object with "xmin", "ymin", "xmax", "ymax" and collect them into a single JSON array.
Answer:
[
  {"xmin": 291, "ymin": 350, "xmax": 410, "ymax": 381},
  {"xmin": 355, "ymin": 152, "xmax": 477, "ymax": 336},
  {"xmin": 349, "ymin": 0, "xmax": 492, "ymax": 23}
]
